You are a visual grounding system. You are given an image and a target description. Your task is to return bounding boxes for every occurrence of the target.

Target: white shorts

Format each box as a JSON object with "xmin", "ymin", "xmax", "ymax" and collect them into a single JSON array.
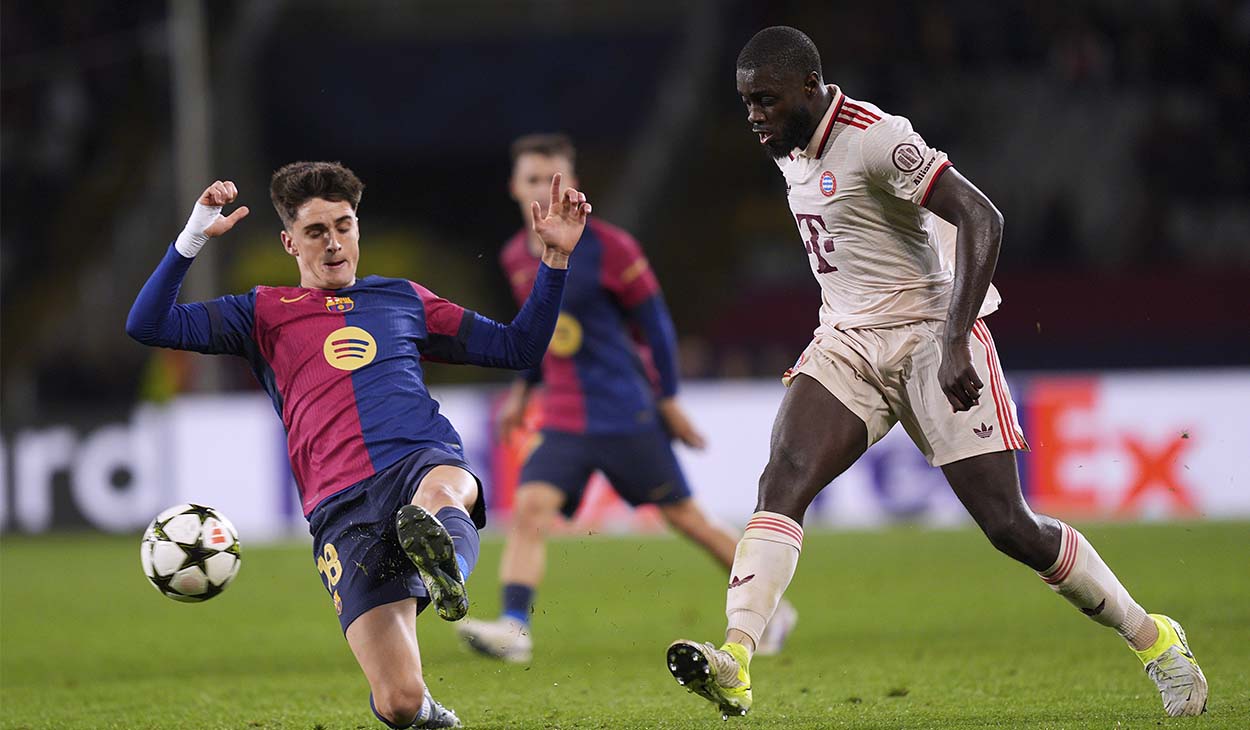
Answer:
[{"xmin": 782, "ymin": 318, "xmax": 1028, "ymax": 466}]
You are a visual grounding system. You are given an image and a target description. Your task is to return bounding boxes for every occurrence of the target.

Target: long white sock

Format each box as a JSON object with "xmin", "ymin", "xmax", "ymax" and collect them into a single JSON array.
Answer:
[
  {"xmin": 725, "ymin": 511, "xmax": 803, "ymax": 651},
  {"xmin": 1039, "ymin": 522, "xmax": 1152, "ymax": 646}
]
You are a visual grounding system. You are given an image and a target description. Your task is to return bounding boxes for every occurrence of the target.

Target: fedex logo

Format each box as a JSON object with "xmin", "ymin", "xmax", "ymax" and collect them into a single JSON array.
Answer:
[{"xmin": 1025, "ymin": 378, "xmax": 1210, "ymax": 519}]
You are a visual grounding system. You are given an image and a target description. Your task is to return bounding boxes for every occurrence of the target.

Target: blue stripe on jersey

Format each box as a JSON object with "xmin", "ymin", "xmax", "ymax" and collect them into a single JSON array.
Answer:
[
  {"xmin": 343, "ymin": 277, "xmax": 465, "ymax": 472},
  {"xmin": 565, "ymin": 227, "xmax": 658, "ymax": 432}
]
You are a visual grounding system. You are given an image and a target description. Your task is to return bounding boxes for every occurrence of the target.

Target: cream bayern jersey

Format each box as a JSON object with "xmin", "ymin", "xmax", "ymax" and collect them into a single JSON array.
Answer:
[{"xmin": 777, "ymin": 85, "xmax": 1001, "ymax": 332}]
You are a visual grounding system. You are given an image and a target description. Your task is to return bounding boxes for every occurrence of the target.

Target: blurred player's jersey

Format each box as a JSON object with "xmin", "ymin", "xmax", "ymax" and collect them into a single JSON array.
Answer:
[
  {"xmin": 501, "ymin": 219, "xmax": 661, "ymax": 434},
  {"xmin": 203, "ymin": 277, "xmax": 485, "ymax": 515},
  {"xmin": 776, "ymin": 85, "xmax": 1001, "ymax": 332}
]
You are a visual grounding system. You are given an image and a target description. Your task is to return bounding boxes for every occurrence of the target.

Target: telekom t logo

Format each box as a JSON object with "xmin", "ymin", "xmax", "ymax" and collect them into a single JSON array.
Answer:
[{"xmin": 795, "ymin": 213, "xmax": 837, "ymax": 273}]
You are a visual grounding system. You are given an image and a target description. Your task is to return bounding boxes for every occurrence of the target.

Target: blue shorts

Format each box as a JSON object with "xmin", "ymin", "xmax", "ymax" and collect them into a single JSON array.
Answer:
[
  {"xmin": 307, "ymin": 447, "xmax": 484, "ymax": 633},
  {"xmin": 519, "ymin": 428, "xmax": 692, "ymax": 518}
]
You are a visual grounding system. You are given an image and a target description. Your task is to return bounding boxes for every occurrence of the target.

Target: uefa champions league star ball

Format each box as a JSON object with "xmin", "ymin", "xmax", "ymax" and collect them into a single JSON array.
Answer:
[{"xmin": 140, "ymin": 503, "xmax": 241, "ymax": 602}]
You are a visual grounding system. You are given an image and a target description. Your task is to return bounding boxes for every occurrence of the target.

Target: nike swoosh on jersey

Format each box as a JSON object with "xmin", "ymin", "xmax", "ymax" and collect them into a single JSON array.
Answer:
[{"xmin": 280, "ymin": 293, "xmax": 311, "ymax": 303}]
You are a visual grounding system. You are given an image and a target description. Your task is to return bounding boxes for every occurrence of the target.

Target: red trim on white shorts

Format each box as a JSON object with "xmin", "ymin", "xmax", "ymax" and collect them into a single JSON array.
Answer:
[
  {"xmin": 972, "ymin": 320, "xmax": 1024, "ymax": 449},
  {"xmin": 975, "ymin": 320, "xmax": 1025, "ymax": 448}
]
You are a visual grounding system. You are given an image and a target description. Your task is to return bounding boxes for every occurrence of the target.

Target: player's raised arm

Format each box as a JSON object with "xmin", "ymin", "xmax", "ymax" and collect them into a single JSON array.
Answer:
[
  {"xmin": 531, "ymin": 172, "xmax": 591, "ymax": 268},
  {"xmin": 923, "ymin": 169, "xmax": 1004, "ymax": 412},
  {"xmin": 125, "ymin": 182, "xmax": 255, "ymax": 354},
  {"xmin": 598, "ymin": 228, "xmax": 706, "ymax": 450},
  {"xmin": 417, "ymin": 175, "xmax": 590, "ymax": 369}
]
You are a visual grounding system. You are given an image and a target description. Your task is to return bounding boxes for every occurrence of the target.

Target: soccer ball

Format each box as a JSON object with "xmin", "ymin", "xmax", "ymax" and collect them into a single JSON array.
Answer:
[{"xmin": 140, "ymin": 503, "xmax": 241, "ymax": 602}]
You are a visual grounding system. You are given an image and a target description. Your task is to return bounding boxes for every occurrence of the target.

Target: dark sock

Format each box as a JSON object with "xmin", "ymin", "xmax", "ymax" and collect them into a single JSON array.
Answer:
[
  {"xmin": 502, "ymin": 583, "xmax": 535, "ymax": 625},
  {"xmin": 436, "ymin": 506, "xmax": 479, "ymax": 580}
]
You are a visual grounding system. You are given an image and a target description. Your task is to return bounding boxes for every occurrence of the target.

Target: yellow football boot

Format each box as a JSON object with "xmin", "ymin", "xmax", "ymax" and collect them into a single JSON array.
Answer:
[
  {"xmin": 1135, "ymin": 614, "xmax": 1208, "ymax": 717},
  {"xmin": 667, "ymin": 640, "xmax": 752, "ymax": 719}
]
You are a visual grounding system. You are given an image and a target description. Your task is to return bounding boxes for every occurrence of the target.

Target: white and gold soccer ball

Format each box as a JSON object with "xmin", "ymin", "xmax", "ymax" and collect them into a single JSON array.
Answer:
[{"xmin": 140, "ymin": 503, "xmax": 241, "ymax": 602}]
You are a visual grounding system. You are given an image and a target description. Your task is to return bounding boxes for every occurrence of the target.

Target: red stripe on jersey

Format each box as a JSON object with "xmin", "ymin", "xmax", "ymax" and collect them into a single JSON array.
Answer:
[
  {"xmin": 746, "ymin": 516, "xmax": 804, "ymax": 544},
  {"xmin": 970, "ymin": 322, "xmax": 1020, "ymax": 447},
  {"xmin": 815, "ymin": 95, "xmax": 845, "ymax": 158},
  {"xmin": 534, "ymin": 354, "xmax": 587, "ymax": 433},
  {"xmin": 836, "ymin": 115, "xmax": 871, "ymax": 130},
  {"xmin": 842, "ymin": 102, "xmax": 881, "ymax": 121},
  {"xmin": 253, "ymin": 294, "xmax": 376, "ymax": 515},
  {"xmin": 919, "ymin": 160, "xmax": 953, "ymax": 207},
  {"xmin": 837, "ymin": 112, "xmax": 876, "ymax": 125},
  {"xmin": 410, "ymin": 282, "xmax": 467, "ymax": 337}
]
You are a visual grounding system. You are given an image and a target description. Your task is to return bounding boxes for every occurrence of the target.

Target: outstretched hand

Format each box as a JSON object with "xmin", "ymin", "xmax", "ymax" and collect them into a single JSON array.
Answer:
[
  {"xmin": 531, "ymin": 172, "xmax": 591, "ymax": 268},
  {"xmin": 197, "ymin": 181, "xmax": 250, "ymax": 238}
]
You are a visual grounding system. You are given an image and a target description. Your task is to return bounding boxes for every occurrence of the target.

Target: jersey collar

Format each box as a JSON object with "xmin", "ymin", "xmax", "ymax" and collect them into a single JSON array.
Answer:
[{"xmin": 794, "ymin": 85, "xmax": 845, "ymax": 160}]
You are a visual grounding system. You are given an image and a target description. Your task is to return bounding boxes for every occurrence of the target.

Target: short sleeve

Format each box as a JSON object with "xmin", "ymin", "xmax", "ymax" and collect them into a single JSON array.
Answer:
[
  {"xmin": 600, "ymin": 228, "xmax": 660, "ymax": 309},
  {"xmin": 411, "ymin": 283, "xmax": 468, "ymax": 337},
  {"xmin": 202, "ymin": 291, "xmax": 256, "ymax": 356},
  {"xmin": 860, "ymin": 115, "xmax": 952, "ymax": 207},
  {"xmin": 410, "ymin": 281, "xmax": 476, "ymax": 362}
]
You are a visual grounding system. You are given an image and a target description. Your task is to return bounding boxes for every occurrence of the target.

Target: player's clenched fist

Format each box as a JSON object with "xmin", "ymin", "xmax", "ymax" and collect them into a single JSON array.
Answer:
[
  {"xmin": 938, "ymin": 339, "xmax": 983, "ymax": 412},
  {"xmin": 531, "ymin": 172, "xmax": 591, "ymax": 269},
  {"xmin": 175, "ymin": 180, "xmax": 250, "ymax": 258}
]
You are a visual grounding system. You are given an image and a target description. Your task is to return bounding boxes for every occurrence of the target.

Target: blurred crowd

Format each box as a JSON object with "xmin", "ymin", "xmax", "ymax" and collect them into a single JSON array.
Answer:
[{"xmin": 3, "ymin": 0, "xmax": 1248, "ymax": 419}]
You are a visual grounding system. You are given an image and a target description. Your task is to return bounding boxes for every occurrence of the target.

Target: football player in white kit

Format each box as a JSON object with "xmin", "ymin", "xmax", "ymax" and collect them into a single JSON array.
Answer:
[{"xmin": 665, "ymin": 25, "xmax": 1206, "ymax": 720}]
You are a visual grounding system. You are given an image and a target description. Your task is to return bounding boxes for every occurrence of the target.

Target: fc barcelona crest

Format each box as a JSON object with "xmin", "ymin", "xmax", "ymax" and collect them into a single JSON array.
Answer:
[{"xmin": 325, "ymin": 296, "xmax": 354, "ymax": 313}]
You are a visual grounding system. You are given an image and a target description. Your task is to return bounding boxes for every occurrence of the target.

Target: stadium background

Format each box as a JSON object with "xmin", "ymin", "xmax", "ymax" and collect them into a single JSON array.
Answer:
[{"xmin": 1, "ymin": 2, "xmax": 1248, "ymax": 728}]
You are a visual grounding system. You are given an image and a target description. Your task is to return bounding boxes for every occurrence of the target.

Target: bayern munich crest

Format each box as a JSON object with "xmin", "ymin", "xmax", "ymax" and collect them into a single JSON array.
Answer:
[{"xmin": 819, "ymin": 170, "xmax": 836, "ymax": 197}]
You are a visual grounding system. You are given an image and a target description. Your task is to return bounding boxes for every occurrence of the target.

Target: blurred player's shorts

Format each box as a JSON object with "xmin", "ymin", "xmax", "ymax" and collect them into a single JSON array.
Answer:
[{"xmin": 520, "ymin": 427, "xmax": 692, "ymax": 517}]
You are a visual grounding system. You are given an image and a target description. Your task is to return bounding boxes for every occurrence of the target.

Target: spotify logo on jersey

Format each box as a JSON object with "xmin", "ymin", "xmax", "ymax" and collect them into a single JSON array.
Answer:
[
  {"xmin": 549, "ymin": 313, "xmax": 583, "ymax": 357},
  {"xmin": 323, "ymin": 326, "xmax": 377, "ymax": 370}
]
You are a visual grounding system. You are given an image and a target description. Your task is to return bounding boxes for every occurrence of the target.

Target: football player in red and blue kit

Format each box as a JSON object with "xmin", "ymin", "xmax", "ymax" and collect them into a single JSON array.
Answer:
[
  {"xmin": 455, "ymin": 135, "xmax": 796, "ymax": 663},
  {"xmin": 126, "ymin": 162, "xmax": 591, "ymax": 729}
]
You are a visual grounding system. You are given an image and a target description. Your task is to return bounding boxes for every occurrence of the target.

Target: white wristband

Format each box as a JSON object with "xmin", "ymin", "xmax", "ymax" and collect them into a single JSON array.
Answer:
[{"xmin": 174, "ymin": 202, "xmax": 223, "ymax": 258}]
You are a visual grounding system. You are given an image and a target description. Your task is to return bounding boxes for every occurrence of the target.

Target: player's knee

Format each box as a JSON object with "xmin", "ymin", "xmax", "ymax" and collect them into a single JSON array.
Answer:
[
  {"xmin": 755, "ymin": 452, "xmax": 814, "ymax": 519},
  {"xmin": 373, "ymin": 680, "xmax": 427, "ymax": 726},
  {"xmin": 414, "ymin": 480, "xmax": 470, "ymax": 512},
  {"xmin": 511, "ymin": 489, "xmax": 558, "ymax": 535},
  {"xmin": 980, "ymin": 512, "xmax": 1045, "ymax": 565}
]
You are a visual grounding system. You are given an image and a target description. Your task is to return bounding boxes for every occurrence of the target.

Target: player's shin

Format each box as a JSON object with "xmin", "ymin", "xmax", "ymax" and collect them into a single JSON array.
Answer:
[
  {"xmin": 435, "ymin": 507, "xmax": 479, "ymax": 582},
  {"xmin": 725, "ymin": 511, "xmax": 803, "ymax": 655},
  {"xmin": 1039, "ymin": 522, "xmax": 1155, "ymax": 649}
]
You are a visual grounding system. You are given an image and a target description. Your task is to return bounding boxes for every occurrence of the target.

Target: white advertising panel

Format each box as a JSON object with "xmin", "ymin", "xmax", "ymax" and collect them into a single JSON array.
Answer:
[{"xmin": 3, "ymin": 370, "xmax": 1246, "ymax": 540}]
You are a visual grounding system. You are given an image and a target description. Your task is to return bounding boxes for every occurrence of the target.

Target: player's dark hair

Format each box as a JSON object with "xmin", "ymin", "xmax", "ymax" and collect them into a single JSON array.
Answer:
[
  {"xmin": 269, "ymin": 161, "xmax": 365, "ymax": 227},
  {"xmin": 510, "ymin": 133, "xmax": 577, "ymax": 167},
  {"xmin": 736, "ymin": 26, "xmax": 822, "ymax": 82}
]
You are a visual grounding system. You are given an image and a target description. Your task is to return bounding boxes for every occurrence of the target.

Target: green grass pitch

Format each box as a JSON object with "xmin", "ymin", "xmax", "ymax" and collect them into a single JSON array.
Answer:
[{"xmin": 2, "ymin": 522, "xmax": 1248, "ymax": 729}]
